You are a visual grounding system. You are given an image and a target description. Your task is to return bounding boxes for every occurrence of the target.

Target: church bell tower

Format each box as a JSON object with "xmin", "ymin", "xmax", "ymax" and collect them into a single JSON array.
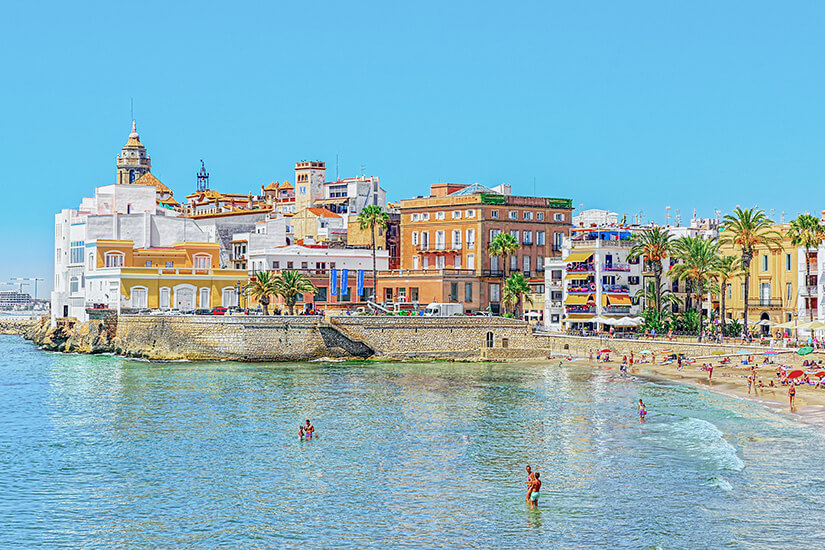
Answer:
[{"xmin": 116, "ymin": 121, "xmax": 151, "ymax": 185}]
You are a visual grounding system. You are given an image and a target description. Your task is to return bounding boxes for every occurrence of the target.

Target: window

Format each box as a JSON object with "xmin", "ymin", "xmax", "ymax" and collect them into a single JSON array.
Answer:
[
  {"xmin": 166, "ymin": 261, "xmax": 174, "ymax": 268},
  {"xmin": 70, "ymin": 277, "xmax": 79, "ymax": 293},
  {"xmin": 490, "ymin": 283, "xmax": 500, "ymax": 302},
  {"xmin": 421, "ymin": 232, "xmax": 429, "ymax": 250},
  {"xmin": 70, "ymin": 241, "xmax": 84, "ymax": 264},
  {"xmin": 466, "ymin": 209, "xmax": 476, "ymax": 218},
  {"xmin": 486, "ymin": 331, "xmax": 494, "ymax": 348},
  {"xmin": 287, "ymin": 261, "xmax": 294, "ymax": 269},
  {"xmin": 301, "ymin": 262, "xmax": 308, "ymax": 269},
  {"xmin": 104, "ymin": 252, "xmax": 124, "ymax": 267},
  {"xmin": 537, "ymin": 212, "xmax": 544, "ymax": 221},
  {"xmin": 452, "ymin": 210, "xmax": 461, "ymax": 219},
  {"xmin": 523, "ymin": 255, "xmax": 531, "ymax": 274},
  {"xmin": 554, "ymin": 213, "xmax": 565, "ymax": 222},
  {"xmin": 132, "ymin": 287, "xmax": 148, "ymax": 308},
  {"xmin": 413, "ymin": 256, "xmax": 419, "ymax": 269},
  {"xmin": 422, "ymin": 213, "xmax": 430, "ymax": 221},
  {"xmin": 273, "ymin": 261, "xmax": 280, "ymax": 269},
  {"xmin": 727, "ymin": 284, "xmax": 732, "ymax": 300},
  {"xmin": 537, "ymin": 231, "xmax": 546, "ymax": 246},
  {"xmin": 436, "ymin": 256, "xmax": 445, "ymax": 269},
  {"xmin": 340, "ymin": 287, "xmax": 351, "ymax": 302},
  {"xmin": 314, "ymin": 287, "xmax": 328, "ymax": 302},
  {"xmin": 467, "ymin": 254, "xmax": 475, "ymax": 270},
  {"xmin": 628, "ymin": 276, "xmax": 640, "ymax": 285},
  {"xmin": 452, "ymin": 230, "xmax": 462, "ymax": 249},
  {"xmin": 510, "ymin": 230, "xmax": 519, "ymax": 242},
  {"xmin": 524, "ymin": 212, "xmax": 533, "ymax": 220},
  {"xmin": 786, "ymin": 254, "xmax": 792, "ymax": 271},
  {"xmin": 454, "ymin": 254, "xmax": 461, "ymax": 269},
  {"xmin": 741, "ymin": 283, "xmax": 747, "ymax": 300},
  {"xmin": 534, "ymin": 284, "xmax": 545, "ymax": 293},
  {"xmin": 436, "ymin": 211, "xmax": 445, "ymax": 220},
  {"xmin": 523, "ymin": 231, "xmax": 532, "ymax": 245},
  {"xmin": 510, "ymin": 255, "xmax": 518, "ymax": 271},
  {"xmin": 412, "ymin": 231, "xmax": 419, "ymax": 246},
  {"xmin": 787, "ymin": 282, "xmax": 793, "ymax": 301},
  {"xmin": 422, "ymin": 256, "xmax": 429, "ymax": 269},
  {"xmin": 199, "ymin": 288, "xmax": 210, "ymax": 308},
  {"xmin": 491, "ymin": 210, "xmax": 499, "ymax": 219},
  {"xmin": 411, "ymin": 287, "xmax": 419, "ymax": 302},
  {"xmin": 145, "ymin": 261, "xmax": 152, "ymax": 267},
  {"xmin": 398, "ymin": 287, "xmax": 407, "ymax": 300},
  {"xmin": 435, "ymin": 231, "xmax": 445, "ymax": 250},
  {"xmin": 466, "ymin": 229, "xmax": 476, "ymax": 248},
  {"xmin": 536, "ymin": 256, "xmax": 544, "ymax": 272},
  {"xmin": 465, "ymin": 283, "xmax": 473, "ymax": 302},
  {"xmin": 762, "ymin": 255, "xmax": 768, "ymax": 271},
  {"xmin": 449, "ymin": 282, "xmax": 458, "ymax": 302},
  {"xmin": 553, "ymin": 232, "xmax": 564, "ymax": 252},
  {"xmin": 160, "ymin": 288, "xmax": 171, "ymax": 309},
  {"xmin": 508, "ymin": 211, "xmax": 518, "ymax": 220},
  {"xmin": 194, "ymin": 254, "xmax": 211, "ymax": 269},
  {"xmin": 88, "ymin": 253, "xmax": 95, "ymax": 270},
  {"xmin": 489, "ymin": 228, "xmax": 501, "ymax": 242}
]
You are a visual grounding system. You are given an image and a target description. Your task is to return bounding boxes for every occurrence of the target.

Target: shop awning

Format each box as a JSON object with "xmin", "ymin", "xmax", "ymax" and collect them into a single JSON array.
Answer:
[
  {"xmin": 564, "ymin": 251, "xmax": 593, "ymax": 263},
  {"xmin": 565, "ymin": 314, "xmax": 595, "ymax": 321},
  {"xmin": 564, "ymin": 272, "xmax": 590, "ymax": 279},
  {"xmin": 606, "ymin": 294, "xmax": 632, "ymax": 305},
  {"xmin": 565, "ymin": 294, "xmax": 594, "ymax": 305}
]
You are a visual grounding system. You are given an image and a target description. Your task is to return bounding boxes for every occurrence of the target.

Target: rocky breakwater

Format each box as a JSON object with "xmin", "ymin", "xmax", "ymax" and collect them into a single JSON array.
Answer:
[
  {"xmin": 0, "ymin": 318, "xmax": 37, "ymax": 335},
  {"xmin": 23, "ymin": 317, "xmax": 115, "ymax": 354}
]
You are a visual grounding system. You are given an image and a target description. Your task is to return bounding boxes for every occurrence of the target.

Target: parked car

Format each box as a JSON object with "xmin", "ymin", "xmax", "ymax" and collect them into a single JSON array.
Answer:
[
  {"xmin": 211, "ymin": 307, "xmax": 228, "ymax": 315},
  {"xmin": 194, "ymin": 308, "xmax": 212, "ymax": 315},
  {"xmin": 472, "ymin": 310, "xmax": 493, "ymax": 317}
]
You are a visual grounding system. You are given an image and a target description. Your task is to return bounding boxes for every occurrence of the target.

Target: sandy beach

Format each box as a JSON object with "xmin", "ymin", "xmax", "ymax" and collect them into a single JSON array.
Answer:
[{"xmin": 571, "ymin": 354, "xmax": 825, "ymax": 427}]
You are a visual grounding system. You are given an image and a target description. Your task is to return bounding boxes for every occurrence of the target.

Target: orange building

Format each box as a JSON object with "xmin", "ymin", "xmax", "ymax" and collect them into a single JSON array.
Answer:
[{"xmin": 396, "ymin": 183, "xmax": 572, "ymax": 312}]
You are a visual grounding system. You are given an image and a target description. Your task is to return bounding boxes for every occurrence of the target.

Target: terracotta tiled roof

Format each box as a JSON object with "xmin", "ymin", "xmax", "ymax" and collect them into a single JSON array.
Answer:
[
  {"xmin": 264, "ymin": 181, "xmax": 279, "ymax": 191},
  {"xmin": 307, "ymin": 207, "xmax": 341, "ymax": 218},
  {"xmin": 278, "ymin": 181, "xmax": 294, "ymax": 189},
  {"xmin": 133, "ymin": 172, "xmax": 172, "ymax": 194}
]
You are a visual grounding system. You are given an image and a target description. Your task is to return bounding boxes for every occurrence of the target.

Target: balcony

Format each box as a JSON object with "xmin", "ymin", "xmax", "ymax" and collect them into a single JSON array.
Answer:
[
  {"xmin": 482, "ymin": 269, "xmax": 505, "ymax": 278},
  {"xmin": 603, "ymin": 263, "xmax": 631, "ymax": 272},
  {"xmin": 567, "ymin": 262, "xmax": 595, "ymax": 272},
  {"xmin": 751, "ymin": 298, "xmax": 783, "ymax": 308},
  {"xmin": 603, "ymin": 306, "xmax": 631, "ymax": 314},
  {"xmin": 565, "ymin": 306, "xmax": 596, "ymax": 314},
  {"xmin": 602, "ymin": 283, "xmax": 630, "ymax": 293},
  {"xmin": 567, "ymin": 285, "xmax": 594, "ymax": 294}
]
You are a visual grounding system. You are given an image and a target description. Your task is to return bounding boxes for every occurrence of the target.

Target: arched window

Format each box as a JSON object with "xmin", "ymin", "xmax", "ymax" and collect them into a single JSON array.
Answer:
[
  {"xmin": 193, "ymin": 254, "xmax": 211, "ymax": 269},
  {"xmin": 486, "ymin": 331, "xmax": 494, "ymax": 348},
  {"xmin": 131, "ymin": 286, "xmax": 148, "ymax": 308},
  {"xmin": 104, "ymin": 252, "xmax": 124, "ymax": 268},
  {"xmin": 129, "ymin": 169, "xmax": 136, "ymax": 183}
]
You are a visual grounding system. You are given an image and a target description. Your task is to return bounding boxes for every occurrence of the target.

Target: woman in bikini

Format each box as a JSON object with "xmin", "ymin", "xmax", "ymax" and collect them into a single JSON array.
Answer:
[{"xmin": 789, "ymin": 382, "xmax": 796, "ymax": 409}]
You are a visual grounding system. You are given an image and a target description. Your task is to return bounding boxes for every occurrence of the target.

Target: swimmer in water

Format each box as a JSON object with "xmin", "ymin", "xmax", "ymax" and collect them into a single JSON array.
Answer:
[
  {"xmin": 299, "ymin": 425, "xmax": 305, "ymax": 438},
  {"xmin": 528, "ymin": 472, "xmax": 541, "ymax": 508},
  {"xmin": 304, "ymin": 419, "xmax": 315, "ymax": 439},
  {"xmin": 638, "ymin": 399, "xmax": 647, "ymax": 421}
]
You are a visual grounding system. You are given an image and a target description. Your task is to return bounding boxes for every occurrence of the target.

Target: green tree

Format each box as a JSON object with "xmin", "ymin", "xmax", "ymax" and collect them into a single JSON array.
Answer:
[
  {"xmin": 245, "ymin": 271, "xmax": 276, "ymax": 315},
  {"xmin": 719, "ymin": 207, "xmax": 783, "ymax": 334},
  {"xmin": 787, "ymin": 213, "xmax": 825, "ymax": 306},
  {"xmin": 712, "ymin": 255, "xmax": 744, "ymax": 335},
  {"xmin": 668, "ymin": 237, "xmax": 720, "ymax": 340},
  {"xmin": 628, "ymin": 227, "xmax": 673, "ymax": 313},
  {"xmin": 273, "ymin": 270, "xmax": 317, "ymax": 315},
  {"xmin": 357, "ymin": 205, "xmax": 389, "ymax": 303},
  {"xmin": 488, "ymin": 232, "xmax": 520, "ymax": 313},
  {"xmin": 502, "ymin": 272, "xmax": 533, "ymax": 318},
  {"xmin": 633, "ymin": 279, "xmax": 681, "ymax": 316}
]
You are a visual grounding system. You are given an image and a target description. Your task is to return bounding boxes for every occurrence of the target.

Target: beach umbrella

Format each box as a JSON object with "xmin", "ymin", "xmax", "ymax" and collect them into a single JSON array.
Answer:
[
  {"xmin": 796, "ymin": 321, "xmax": 818, "ymax": 330},
  {"xmin": 810, "ymin": 321, "xmax": 825, "ymax": 330},
  {"xmin": 711, "ymin": 351, "xmax": 725, "ymax": 356},
  {"xmin": 600, "ymin": 349, "xmax": 611, "ymax": 353},
  {"xmin": 798, "ymin": 346, "xmax": 814, "ymax": 356},
  {"xmin": 763, "ymin": 350, "xmax": 779, "ymax": 355},
  {"xmin": 787, "ymin": 370, "xmax": 804, "ymax": 379},
  {"xmin": 639, "ymin": 350, "xmax": 652, "ymax": 354},
  {"xmin": 815, "ymin": 371, "xmax": 825, "ymax": 378}
]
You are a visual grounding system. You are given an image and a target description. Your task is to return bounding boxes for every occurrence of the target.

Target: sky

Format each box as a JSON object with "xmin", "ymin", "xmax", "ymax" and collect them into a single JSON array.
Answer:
[{"xmin": 2, "ymin": 1, "xmax": 825, "ymax": 294}]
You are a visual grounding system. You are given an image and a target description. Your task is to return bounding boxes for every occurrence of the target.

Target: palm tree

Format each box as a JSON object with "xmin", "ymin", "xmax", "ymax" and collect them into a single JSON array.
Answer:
[
  {"xmin": 787, "ymin": 214, "xmax": 825, "ymax": 314},
  {"xmin": 245, "ymin": 271, "xmax": 276, "ymax": 315},
  {"xmin": 502, "ymin": 272, "xmax": 533, "ymax": 318},
  {"xmin": 628, "ymin": 227, "xmax": 673, "ymax": 313},
  {"xmin": 668, "ymin": 237, "xmax": 720, "ymax": 341},
  {"xmin": 357, "ymin": 205, "xmax": 389, "ymax": 303},
  {"xmin": 273, "ymin": 270, "xmax": 317, "ymax": 315},
  {"xmin": 712, "ymin": 255, "xmax": 743, "ymax": 335},
  {"xmin": 488, "ymin": 232, "xmax": 520, "ymax": 313},
  {"xmin": 719, "ymin": 207, "xmax": 783, "ymax": 334}
]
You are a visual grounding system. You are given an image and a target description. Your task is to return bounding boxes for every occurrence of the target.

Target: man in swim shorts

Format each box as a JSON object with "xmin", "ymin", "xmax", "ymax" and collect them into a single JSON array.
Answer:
[
  {"xmin": 525, "ymin": 465, "xmax": 535, "ymax": 502},
  {"xmin": 304, "ymin": 419, "xmax": 315, "ymax": 438},
  {"xmin": 529, "ymin": 472, "xmax": 541, "ymax": 508}
]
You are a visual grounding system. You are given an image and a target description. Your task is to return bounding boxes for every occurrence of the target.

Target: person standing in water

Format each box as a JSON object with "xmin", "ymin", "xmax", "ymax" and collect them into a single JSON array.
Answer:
[
  {"xmin": 304, "ymin": 420, "xmax": 315, "ymax": 439},
  {"xmin": 528, "ymin": 472, "xmax": 541, "ymax": 508},
  {"xmin": 525, "ymin": 465, "xmax": 536, "ymax": 503},
  {"xmin": 638, "ymin": 399, "xmax": 647, "ymax": 421}
]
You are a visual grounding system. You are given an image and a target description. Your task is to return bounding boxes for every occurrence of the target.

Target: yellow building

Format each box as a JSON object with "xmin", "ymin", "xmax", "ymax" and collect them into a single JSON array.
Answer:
[
  {"xmin": 719, "ymin": 223, "xmax": 811, "ymax": 333},
  {"xmin": 292, "ymin": 207, "xmax": 345, "ymax": 243},
  {"xmin": 88, "ymin": 240, "xmax": 248, "ymax": 311}
]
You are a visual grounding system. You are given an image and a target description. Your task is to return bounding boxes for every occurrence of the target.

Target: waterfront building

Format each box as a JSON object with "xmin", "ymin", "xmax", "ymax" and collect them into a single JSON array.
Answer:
[
  {"xmin": 545, "ymin": 226, "xmax": 645, "ymax": 331},
  {"xmin": 345, "ymin": 210, "xmax": 401, "ymax": 269},
  {"xmin": 398, "ymin": 182, "xmax": 572, "ymax": 313},
  {"xmin": 294, "ymin": 161, "xmax": 387, "ymax": 215},
  {"xmin": 719, "ymin": 219, "xmax": 823, "ymax": 336},
  {"xmin": 0, "ymin": 290, "xmax": 34, "ymax": 310}
]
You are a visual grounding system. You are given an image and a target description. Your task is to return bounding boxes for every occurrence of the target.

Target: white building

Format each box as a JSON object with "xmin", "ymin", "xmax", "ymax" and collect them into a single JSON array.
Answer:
[
  {"xmin": 544, "ymin": 227, "xmax": 646, "ymax": 332},
  {"xmin": 572, "ymin": 209, "xmax": 620, "ymax": 228},
  {"xmin": 293, "ymin": 161, "xmax": 388, "ymax": 215},
  {"xmin": 246, "ymin": 244, "xmax": 388, "ymax": 274}
]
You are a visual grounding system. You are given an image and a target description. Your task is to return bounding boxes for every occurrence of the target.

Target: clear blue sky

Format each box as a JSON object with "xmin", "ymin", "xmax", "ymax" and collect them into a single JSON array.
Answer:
[{"xmin": 3, "ymin": 1, "xmax": 825, "ymax": 294}]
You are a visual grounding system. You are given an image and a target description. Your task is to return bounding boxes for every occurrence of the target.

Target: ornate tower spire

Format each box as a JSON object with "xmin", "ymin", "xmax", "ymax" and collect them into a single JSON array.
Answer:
[{"xmin": 116, "ymin": 120, "xmax": 151, "ymax": 184}]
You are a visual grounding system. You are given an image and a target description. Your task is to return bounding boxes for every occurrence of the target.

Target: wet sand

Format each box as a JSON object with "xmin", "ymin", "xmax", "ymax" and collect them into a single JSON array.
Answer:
[{"xmin": 569, "ymin": 356, "xmax": 825, "ymax": 428}]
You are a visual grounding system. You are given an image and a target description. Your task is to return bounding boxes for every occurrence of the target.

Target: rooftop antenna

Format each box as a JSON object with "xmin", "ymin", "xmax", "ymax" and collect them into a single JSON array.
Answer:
[
  {"xmin": 770, "ymin": 208, "xmax": 775, "ymax": 220},
  {"xmin": 360, "ymin": 163, "xmax": 366, "ymax": 178},
  {"xmin": 781, "ymin": 211, "xmax": 786, "ymax": 223},
  {"xmin": 130, "ymin": 97, "xmax": 134, "ymax": 121},
  {"xmin": 336, "ymin": 154, "xmax": 339, "ymax": 181},
  {"xmin": 676, "ymin": 209, "xmax": 681, "ymax": 227},
  {"xmin": 665, "ymin": 206, "xmax": 671, "ymax": 226}
]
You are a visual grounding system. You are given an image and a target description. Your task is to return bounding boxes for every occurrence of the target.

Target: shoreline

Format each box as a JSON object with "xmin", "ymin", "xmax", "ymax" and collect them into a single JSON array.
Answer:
[{"xmin": 563, "ymin": 353, "xmax": 825, "ymax": 429}]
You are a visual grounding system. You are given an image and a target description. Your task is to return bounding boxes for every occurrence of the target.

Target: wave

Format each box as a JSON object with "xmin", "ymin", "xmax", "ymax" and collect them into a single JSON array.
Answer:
[
  {"xmin": 652, "ymin": 417, "xmax": 745, "ymax": 472},
  {"xmin": 704, "ymin": 476, "xmax": 733, "ymax": 492}
]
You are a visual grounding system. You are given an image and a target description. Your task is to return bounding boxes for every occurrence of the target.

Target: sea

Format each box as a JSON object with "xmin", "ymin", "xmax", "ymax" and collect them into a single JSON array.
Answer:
[{"xmin": 1, "ymin": 335, "xmax": 823, "ymax": 549}]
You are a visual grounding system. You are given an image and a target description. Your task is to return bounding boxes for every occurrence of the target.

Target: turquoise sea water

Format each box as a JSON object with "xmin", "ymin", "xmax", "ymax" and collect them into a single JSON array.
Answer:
[{"xmin": 1, "ymin": 335, "xmax": 824, "ymax": 549}]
